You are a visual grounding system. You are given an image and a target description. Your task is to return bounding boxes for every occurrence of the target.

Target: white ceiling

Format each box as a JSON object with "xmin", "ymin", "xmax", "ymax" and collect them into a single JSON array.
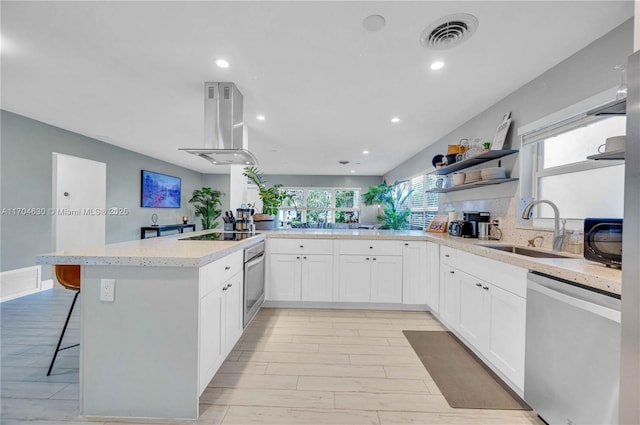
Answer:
[{"xmin": 1, "ymin": 1, "xmax": 633, "ymax": 176}]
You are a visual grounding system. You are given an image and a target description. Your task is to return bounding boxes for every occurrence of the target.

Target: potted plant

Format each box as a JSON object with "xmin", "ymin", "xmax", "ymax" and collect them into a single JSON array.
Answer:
[
  {"xmin": 242, "ymin": 166, "xmax": 288, "ymax": 227},
  {"xmin": 188, "ymin": 187, "xmax": 224, "ymax": 230},
  {"xmin": 362, "ymin": 181, "xmax": 413, "ymax": 230}
]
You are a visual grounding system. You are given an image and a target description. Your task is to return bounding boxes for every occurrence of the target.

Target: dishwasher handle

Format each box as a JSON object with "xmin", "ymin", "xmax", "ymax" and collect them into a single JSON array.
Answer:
[{"xmin": 527, "ymin": 277, "xmax": 620, "ymax": 323}]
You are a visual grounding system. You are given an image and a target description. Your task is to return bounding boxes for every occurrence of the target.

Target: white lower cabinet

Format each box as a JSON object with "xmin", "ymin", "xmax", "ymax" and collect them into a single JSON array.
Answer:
[
  {"xmin": 438, "ymin": 263, "xmax": 460, "ymax": 329},
  {"xmin": 371, "ymin": 255, "xmax": 403, "ymax": 303},
  {"xmin": 338, "ymin": 255, "xmax": 371, "ymax": 302},
  {"xmin": 402, "ymin": 241, "xmax": 428, "ymax": 305},
  {"xmin": 269, "ymin": 253, "xmax": 333, "ymax": 302},
  {"xmin": 338, "ymin": 255, "xmax": 402, "ymax": 303},
  {"xmin": 426, "ymin": 242, "xmax": 440, "ymax": 313},
  {"xmin": 439, "ymin": 247, "xmax": 527, "ymax": 391},
  {"xmin": 198, "ymin": 252, "xmax": 244, "ymax": 395}
]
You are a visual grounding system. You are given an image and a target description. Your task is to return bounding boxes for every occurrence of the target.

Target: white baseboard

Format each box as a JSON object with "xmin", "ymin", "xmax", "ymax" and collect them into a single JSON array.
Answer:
[
  {"xmin": 262, "ymin": 300, "xmax": 430, "ymax": 312},
  {"xmin": 0, "ymin": 266, "xmax": 52, "ymax": 302}
]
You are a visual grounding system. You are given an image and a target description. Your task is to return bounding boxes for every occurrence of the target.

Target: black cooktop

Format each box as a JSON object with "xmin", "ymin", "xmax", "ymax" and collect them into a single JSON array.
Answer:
[{"xmin": 179, "ymin": 231, "xmax": 259, "ymax": 241}]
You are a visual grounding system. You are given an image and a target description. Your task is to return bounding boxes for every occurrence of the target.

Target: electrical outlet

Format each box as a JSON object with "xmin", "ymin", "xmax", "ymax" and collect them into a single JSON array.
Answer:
[{"xmin": 100, "ymin": 279, "xmax": 115, "ymax": 302}]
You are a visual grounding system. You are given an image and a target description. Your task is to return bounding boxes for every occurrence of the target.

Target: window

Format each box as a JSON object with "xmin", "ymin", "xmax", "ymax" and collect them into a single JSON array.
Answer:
[
  {"xmin": 520, "ymin": 104, "xmax": 625, "ymax": 224},
  {"xmin": 278, "ymin": 188, "xmax": 360, "ymax": 227},
  {"xmin": 407, "ymin": 174, "xmax": 439, "ymax": 230}
]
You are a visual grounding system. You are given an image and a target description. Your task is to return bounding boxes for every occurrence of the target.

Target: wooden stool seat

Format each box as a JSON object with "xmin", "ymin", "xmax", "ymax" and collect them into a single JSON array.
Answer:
[{"xmin": 48, "ymin": 265, "xmax": 81, "ymax": 376}]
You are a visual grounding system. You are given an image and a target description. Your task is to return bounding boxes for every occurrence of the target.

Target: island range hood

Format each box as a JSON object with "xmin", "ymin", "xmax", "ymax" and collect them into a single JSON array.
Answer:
[{"xmin": 180, "ymin": 82, "xmax": 258, "ymax": 165}]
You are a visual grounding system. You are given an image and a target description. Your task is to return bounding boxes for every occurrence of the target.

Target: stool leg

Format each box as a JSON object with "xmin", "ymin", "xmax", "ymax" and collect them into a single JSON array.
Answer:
[{"xmin": 47, "ymin": 291, "xmax": 80, "ymax": 376}]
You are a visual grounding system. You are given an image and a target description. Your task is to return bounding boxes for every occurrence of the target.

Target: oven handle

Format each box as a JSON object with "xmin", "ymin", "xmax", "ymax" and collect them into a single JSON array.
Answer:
[{"xmin": 245, "ymin": 252, "xmax": 265, "ymax": 268}]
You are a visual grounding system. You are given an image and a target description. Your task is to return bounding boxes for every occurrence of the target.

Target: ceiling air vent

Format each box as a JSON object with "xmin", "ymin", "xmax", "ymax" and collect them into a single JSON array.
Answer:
[{"xmin": 421, "ymin": 13, "xmax": 478, "ymax": 50}]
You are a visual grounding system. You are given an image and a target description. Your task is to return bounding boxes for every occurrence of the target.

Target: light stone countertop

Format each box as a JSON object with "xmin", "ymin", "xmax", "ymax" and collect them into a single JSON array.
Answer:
[
  {"xmin": 36, "ymin": 230, "xmax": 266, "ymax": 268},
  {"xmin": 36, "ymin": 228, "xmax": 621, "ymax": 295},
  {"xmin": 265, "ymin": 228, "xmax": 622, "ymax": 295}
]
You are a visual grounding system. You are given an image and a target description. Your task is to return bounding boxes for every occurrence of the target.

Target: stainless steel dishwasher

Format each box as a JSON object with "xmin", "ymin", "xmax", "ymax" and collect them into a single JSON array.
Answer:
[{"xmin": 525, "ymin": 271, "xmax": 621, "ymax": 425}]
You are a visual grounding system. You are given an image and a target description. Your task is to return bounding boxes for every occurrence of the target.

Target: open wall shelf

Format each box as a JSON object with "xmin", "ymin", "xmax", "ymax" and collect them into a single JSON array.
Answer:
[{"xmin": 433, "ymin": 149, "xmax": 519, "ymax": 175}]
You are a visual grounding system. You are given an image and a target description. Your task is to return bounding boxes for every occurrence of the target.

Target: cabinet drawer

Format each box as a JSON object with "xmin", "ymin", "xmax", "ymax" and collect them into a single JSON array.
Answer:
[
  {"xmin": 268, "ymin": 238, "xmax": 334, "ymax": 255},
  {"xmin": 199, "ymin": 250, "xmax": 243, "ymax": 296},
  {"xmin": 338, "ymin": 239, "xmax": 402, "ymax": 256},
  {"xmin": 456, "ymin": 250, "xmax": 527, "ymax": 298},
  {"xmin": 440, "ymin": 245, "xmax": 457, "ymax": 266}
]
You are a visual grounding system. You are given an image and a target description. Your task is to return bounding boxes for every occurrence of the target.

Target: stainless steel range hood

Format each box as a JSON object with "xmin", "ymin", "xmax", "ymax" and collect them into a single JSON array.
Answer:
[{"xmin": 180, "ymin": 82, "xmax": 258, "ymax": 165}]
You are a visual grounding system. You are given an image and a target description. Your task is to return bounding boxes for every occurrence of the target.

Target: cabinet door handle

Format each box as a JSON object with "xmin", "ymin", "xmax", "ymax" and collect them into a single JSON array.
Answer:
[
  {"xmin": 224, "ymin": 266, "xmax": 231, "ymax": 270},
  {"xmin": 228, "ymin": 283, "xmax": 232, "ymax": 288},
  {"xmin": 482, "ymin": 286, "xmax": 489, "ymax": 290},
  {"xmin": 296, "ymin": 256, "xmax": 300, "ymax": 259},
  {"xmin": 404, "ymin": 243, "xmax": 409, "ymax": 246},
  {"xmin": 303, "ymin": 256, "xmax": 307, "ymax": 260},
  {"xmin": 475, "ymin": 283, "xmax": 482, "ymax": 287},
  {"xmin": 222, "ymin": 285, "xmax": 228, "ymax": 291},
  {"xmin": 444, "ymin": 254, "xmax": 450, "ymax": 258},
  {"xmin": 372, "ymin": 257, "xmax": 377, "ymax": 261},
  {"xmin": 449, "ymin": 270, "xmax": 455, "ymax": 274},
  {"xmin": 369, "ymin": 246, "xmax": 374, "ymax": 249},
  {"xmin": 366, "ymin": 257, "xmax": 370, "ymax": 261},
  {"xmin": 299, "ymin": 245, "xmax": 304, "ymax": 248}
]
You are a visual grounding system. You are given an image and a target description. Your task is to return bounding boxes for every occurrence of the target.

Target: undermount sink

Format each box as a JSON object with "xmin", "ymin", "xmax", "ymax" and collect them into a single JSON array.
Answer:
[{"xmin": 483, "ymin": 245, "xmax": 578, "ymax": 259}]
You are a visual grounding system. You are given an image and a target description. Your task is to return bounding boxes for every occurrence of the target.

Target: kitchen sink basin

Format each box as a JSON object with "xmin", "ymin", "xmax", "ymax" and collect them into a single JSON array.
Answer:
[{"xmin": 483, "ymin": 245, "xmax": 578, "ymax": 259}]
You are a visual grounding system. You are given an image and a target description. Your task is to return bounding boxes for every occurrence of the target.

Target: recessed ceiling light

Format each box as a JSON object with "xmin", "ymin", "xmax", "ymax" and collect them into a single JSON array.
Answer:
[
  {"xmin": 391, "ymin": 117, "xmax": 400, "ymax": 123},
  {"xmin": 363, "ymin": 150, "xmax": 369, "ymax": 155},
  {"xmin": 215, "ymin": 59, "xmax": 230, "ymax": 68},
  {"xmin": 256, "ymin": 115, "xmax": 265, "ymax": 121},
  {"xmin": 430, "ymin": 61, "xmax": 445, "ymax": 70},
  {"xmin": 350, "ymin": 170, "xmax": 356, "ymax": 174}
]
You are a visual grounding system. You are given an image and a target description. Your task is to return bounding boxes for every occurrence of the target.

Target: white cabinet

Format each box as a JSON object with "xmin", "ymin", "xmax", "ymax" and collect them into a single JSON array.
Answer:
[
  {"xmin": 439, "ymin": 263, "xmax": 460, "ymax": 329},
  {"xmin": 301, "ymin": 254, "xmax": 333, "ymax": 301},
  {"xmin": 338, "ymin": 255, "xmax": 371, "ymax": 302},
  {"xmin": 198, "ymin": 251, "xmax": 244, "ymax": 395},
  {"xmin": 268, "ymin": 238, "xmax": 334, "ymax": 302},
  {"xmin": 402, "ymin": 241, "xmax": 428, "ymax": 305},
  {"xmin": 426, "ymin": 242, "xmax": 440, "ymax": 313},
  {"xmin": 458, "ymin": 270, "xmax": 488, "ymax": 348},
  {"xmin": 484, "ymin": 281, "xmax": 526, "ymax": 389},
  {"xmin": 269, "ymin": 254, "xmax": 302, "ymax": 301},
  {"xmin": 439, "ymin": 247, "xmax": 527, "ymax": 391},
  {"xmin": 371, "ymin": 255, "xmax": 403, "ymax": 303},
  {"xmin": 337, "ymin": 239, "xmax": 403, "ymax": 304}
]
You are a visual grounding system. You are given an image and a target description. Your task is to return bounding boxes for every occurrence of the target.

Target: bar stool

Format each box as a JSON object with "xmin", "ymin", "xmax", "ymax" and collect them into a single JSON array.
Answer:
[{"xmin": 47, "ymin": 265, "xmax": 81, "ymax": 376}]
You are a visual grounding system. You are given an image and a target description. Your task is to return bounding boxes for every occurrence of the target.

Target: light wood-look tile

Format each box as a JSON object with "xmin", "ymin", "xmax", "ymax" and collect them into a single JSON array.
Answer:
[
  {"xmin": 265, "ymin": 363, "xmax": 386, "ymax": 378},
  {"xmin": 209, "ymin": 373, "xmax": 298, "ymax": 390},
  {"xmin": 383, "ymin": 366, "xmax": 432, "ymax": 380},
  {"xmin": 216, "ymin": 361, "xmax": 268, "ymax": 375},
  {"xmin": 233, "ymin": 341, "xmax": 320, "ymax": 353},
  {"xmin": 292, "ymin": 336, "xmax": 390, "ymax": 346},
  {"xmin": 334, "ymin": 391, "xmax": 452, "ymax": 412},
  {"xmin": 2, "ymin": 293, "xmax": 536, "ymax": 425},
  {"xmin": 349, "ymin": 354, "xmax": 422, "ymax": 366},
  {"xmin": 200, "ymin": 388, "xmax": 334, "ymax": 409},
  {"xmin": 318, "ymin": 344, "xmax": 413, "ymax": 356},
  {"xmin": 238, "ymin": 351, "xmax": 350, "ymax": 364},
  {"xmin": 297, "ymin": 376, "xmax": 429, "ymax": 393},
  {"xmin": 221, "ymin": 406, "xmax": 380, "ymax": 424}
]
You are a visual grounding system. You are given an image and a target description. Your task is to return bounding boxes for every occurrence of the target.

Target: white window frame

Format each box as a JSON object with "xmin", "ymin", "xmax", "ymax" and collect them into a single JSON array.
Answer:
[
  {"xmin": 279, "ymin": 187, "xmax": 361, "ymax": 225},
  {"xmin": 405, "ymin": 171, "xmax": 439, "ymax": 230},
  {"xmin": 518, "ymin": 86, "xmax": 624, "ymax": 230}
]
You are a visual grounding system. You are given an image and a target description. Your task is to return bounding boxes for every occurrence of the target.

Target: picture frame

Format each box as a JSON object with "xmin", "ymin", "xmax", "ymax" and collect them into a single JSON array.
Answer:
[
  {"xmin": 426, "ymin": 215, "xmax": 449, "ymax": 233},
  {"xmin": 492, "ymin": 114, "xmax": 512, "ymax": 150}
]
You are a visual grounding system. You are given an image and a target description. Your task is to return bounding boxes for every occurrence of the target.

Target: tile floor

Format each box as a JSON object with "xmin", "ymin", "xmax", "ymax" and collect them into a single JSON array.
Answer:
[{"xmin": 1, "ymin": 288, "xmax": 544, "ymax": 424}]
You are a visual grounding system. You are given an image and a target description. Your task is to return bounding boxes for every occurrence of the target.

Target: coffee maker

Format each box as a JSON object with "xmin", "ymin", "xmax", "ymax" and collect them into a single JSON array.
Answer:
[{"xmin": 462, "ymin": 211, "xmax": 490, "ymax": 238}]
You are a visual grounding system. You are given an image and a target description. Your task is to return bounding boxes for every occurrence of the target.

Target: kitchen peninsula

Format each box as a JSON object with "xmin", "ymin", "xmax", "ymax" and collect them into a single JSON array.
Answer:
[{"xmin": 36, "ymin": 228, "xmax": 621, "ymax": 420}]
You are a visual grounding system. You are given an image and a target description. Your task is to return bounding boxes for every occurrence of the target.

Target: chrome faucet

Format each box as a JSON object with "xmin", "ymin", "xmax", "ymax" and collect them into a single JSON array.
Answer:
[{"xmin": 521, "ymin": 200, "xmax": 564, "ymax": 251}]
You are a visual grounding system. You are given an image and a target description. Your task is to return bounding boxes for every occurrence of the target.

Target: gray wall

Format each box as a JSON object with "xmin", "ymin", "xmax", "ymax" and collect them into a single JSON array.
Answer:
[
  {"xmin": 0, "ymin": 110, "xmax": 213, "ymax": 274},
  {"xmin": 264, "ymin": 174, "xmax": 383, "ymax": 224},
  {"xmin": 384, "ymin": 18, "xmax": 634, "ymax": 206},
  {"xmin": 202, "ymin": 173, "xmax": 231, "ymax": 220}
]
